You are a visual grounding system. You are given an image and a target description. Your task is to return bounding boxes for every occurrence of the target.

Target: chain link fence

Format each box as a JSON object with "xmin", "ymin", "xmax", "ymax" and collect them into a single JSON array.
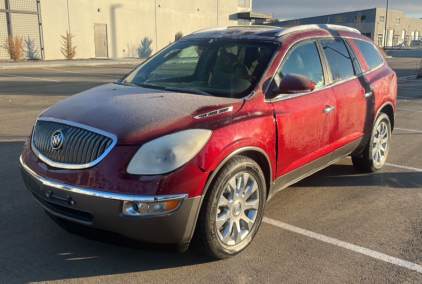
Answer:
[{"xmin": 0, "ymin": 0, "xmax": 43, "ymax": 60}]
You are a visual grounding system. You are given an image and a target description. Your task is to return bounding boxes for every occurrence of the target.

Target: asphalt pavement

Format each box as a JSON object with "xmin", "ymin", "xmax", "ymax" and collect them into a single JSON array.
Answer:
[{"xmin": 1, "ymin": 58, "xmax": 422, "ymax": 283}]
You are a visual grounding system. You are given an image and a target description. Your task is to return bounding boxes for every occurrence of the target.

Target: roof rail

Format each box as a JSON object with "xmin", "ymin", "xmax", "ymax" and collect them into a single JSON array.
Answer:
[
  {"xmin": 275, "ymin": 24, "xmax": 360, "ymax": 37},
  {"xmin": 192, "ymin": 25, "xmax": 282, "ymax": 34},
  {"xmin": 192, "ymin": 26, "xmax": 227, "ymax": 34},
  {"xmin": 227, "ymin": 25, "xmax": 280, "ymax": 29}
]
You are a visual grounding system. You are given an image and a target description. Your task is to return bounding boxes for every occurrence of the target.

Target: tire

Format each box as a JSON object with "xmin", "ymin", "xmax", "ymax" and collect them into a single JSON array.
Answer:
[
  {"xmin": 193, "ymin": 155, "xmax": 266, "ymax": 259},
  {"xmin": 352, "ymin": 113, "xmax": 391, "ymax": 173}
]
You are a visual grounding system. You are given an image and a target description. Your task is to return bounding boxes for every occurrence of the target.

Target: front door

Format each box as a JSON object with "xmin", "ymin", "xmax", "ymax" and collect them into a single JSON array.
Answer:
[
  {"xmin": 270, "ymin": 41, "xmax": 336, "ymax": 178},
  {"xmin": 94, "ymin": 24, "xmax": 108, "ymax": 58}
]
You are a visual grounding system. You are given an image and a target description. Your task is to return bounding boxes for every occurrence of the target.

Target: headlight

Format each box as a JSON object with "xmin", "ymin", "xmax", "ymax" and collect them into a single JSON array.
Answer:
[{"xmin": 127, "ymin": 129, "xmax": 212, "ymax": 175}]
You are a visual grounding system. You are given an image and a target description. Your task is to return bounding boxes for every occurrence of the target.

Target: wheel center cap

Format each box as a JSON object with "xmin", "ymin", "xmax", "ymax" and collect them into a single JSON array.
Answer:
[{"xmin": 232, "ymin": 201, "xmax": 242, "ymax": 217}]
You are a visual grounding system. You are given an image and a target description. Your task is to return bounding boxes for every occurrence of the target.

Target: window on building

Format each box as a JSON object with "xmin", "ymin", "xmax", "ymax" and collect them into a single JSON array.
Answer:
[
  {"xmin": 238, "ymin": 19, "xmax": 251, "ymax": 25},
  {"xmin": 320, "ymin": 39, "xmax": 355, "ymax": 81},
  {"xmin": 354, "ymin": 15, "xmax": 366, "ymax": 22},
  {"xmin": 393, "ymin": 35, "xmax": 399, "ymax": 45},
  {"xmin": 238, "ymin": 0, "xmax": 251, "ymax": 8},
  {"xmin": 362, "ymin": 33, "xmax": 372, "ymax": 39},
  {"xmin": 353, "ymin": 39, "xmax": 384, "ymax": 70},
  {"xmin": 335, "ymin": 15, "xmax": 346, "ymax": 23},
  {"xmin": 277, "ymin": 42, "xmax": 325, "ymax": 89},
  {"xmin": 379, "ymin": 15, "xmax": 385, "ymax": 23},
  {"xmin": 377, "ymin": 34, "xmax": 384, "ymax": 46},
  {"xmin": 396, "ymin": 17, "xmax": 400, "ymax": 25}
]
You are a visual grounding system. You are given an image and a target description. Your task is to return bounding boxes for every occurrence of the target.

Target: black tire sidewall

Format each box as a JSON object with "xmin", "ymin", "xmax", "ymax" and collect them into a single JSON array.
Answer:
[
  {"xmin": 205, "ymin": 156, "xmax": 266, "ymax": 258},
  {"xmin": 367, "ymin": 113, "xmax": 391, "ymax": 171}
]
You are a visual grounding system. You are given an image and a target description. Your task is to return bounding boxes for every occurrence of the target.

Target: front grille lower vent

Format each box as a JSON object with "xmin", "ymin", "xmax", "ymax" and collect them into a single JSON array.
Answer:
[
  {"xmin": 32, "ymin": 191, "xmax": 94, "ymax": 223},
  {"xmin": 32, "ymin": 119, "xmax": 116, "ymax": 168}
]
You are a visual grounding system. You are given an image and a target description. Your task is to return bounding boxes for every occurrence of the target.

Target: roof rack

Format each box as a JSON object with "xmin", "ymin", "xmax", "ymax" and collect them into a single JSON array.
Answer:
[
  {"xmin": 192, "ymin": 25, "xmax": 281, "ymax": 34},
  {"xmin": 227, "ymin": 25, "xmax": 280, "ymax": 29},
  {"xmin": 191, "ymin": 27, "xmax": 227, "ymax": 34},
  {"xmin": 275, "ymin": 24, "xmax": 360, "ymax": 37}
]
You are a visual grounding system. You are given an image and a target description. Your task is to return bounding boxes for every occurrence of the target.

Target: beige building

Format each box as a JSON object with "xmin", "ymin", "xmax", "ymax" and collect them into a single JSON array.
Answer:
[
  {"xmin": 374, "ymin": 8, "xmax": 422, "ymax": 47},
  {"xmin": 272, "ymin": 8, "xmax": 422, "ymax": 48},
  {"xmin": 0, "ymin": 0, "xmax": 269, "ymax": 60}
]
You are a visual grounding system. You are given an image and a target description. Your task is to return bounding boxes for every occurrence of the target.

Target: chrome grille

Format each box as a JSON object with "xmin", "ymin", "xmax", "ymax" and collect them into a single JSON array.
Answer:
[{"xmin": 32, "ymin": 119, "xmax": 115, "ymax": 168}]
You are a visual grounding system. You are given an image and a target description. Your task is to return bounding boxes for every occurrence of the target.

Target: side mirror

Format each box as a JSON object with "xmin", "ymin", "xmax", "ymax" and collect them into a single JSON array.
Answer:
[{"xmin": 275, "ymin": 73, "xmax": 315, "ymax": 95}]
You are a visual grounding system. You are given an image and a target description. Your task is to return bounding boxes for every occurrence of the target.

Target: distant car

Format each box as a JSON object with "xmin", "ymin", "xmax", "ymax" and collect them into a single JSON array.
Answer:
[{"xmin": 20, "ymin": 24, "xmax": 397, "ymax": 259}]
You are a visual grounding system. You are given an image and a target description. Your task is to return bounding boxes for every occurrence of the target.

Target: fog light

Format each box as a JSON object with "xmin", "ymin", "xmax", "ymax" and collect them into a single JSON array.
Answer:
[
  {"xmin": 122, "ymin": 199, "xmax": 182, "ymax": 217},
  {"xmin": 132, "ymin": 202, "xmax": 141, "ymax": 213},
  {"xmin": 123, "ymin": 201, "xmax": 149, "ymax": 216}
]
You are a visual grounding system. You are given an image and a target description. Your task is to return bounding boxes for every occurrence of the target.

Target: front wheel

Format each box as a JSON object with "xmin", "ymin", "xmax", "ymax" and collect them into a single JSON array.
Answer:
[
  {"xmin": 352, "ymin": 113, "xmax": 391, "ymax": 172},
  {"xmin": 193, "ymin": 155, "xmax": 266, "ymax": 259}
]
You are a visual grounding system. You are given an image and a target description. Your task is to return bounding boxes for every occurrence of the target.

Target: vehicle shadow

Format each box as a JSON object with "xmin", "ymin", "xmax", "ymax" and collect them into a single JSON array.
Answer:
[{"xmin": 294, "ymin": 161, "xmax": 422, "ymax": 189}]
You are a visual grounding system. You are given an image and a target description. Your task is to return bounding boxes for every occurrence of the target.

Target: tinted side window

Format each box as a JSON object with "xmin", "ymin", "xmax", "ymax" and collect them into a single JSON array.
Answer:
[
  {"xmin": 277, "ymin": 41, "xmax": 325, "ymax": 89},
  {"xmin": 320, "ymin": 39, "xmax": 355, "ymax": 82},
  {"xmin": 352, "ymin": 39, "xmax": 384, "ymax": 70}
]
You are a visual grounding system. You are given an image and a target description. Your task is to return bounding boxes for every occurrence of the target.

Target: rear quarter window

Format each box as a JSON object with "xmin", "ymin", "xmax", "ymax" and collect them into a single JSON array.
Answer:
[
  {"xmin": 352, "ymin": 39, "xmax": 384, "ymax": 70},
  {"xmin": 320, "ymin": 39, "xmax": 355, "ymax": 82}
]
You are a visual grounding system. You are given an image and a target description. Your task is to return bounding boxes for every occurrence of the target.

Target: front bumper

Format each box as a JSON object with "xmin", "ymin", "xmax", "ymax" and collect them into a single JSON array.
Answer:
[{"xmin": 20, "ymin": 156, "xmax": 201, "ymax": 245}]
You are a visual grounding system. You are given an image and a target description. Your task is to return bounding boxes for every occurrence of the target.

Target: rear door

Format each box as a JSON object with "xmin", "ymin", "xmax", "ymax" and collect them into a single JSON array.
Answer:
[
  {"xmin": 319, "ymin": 38, "xmax": 371, "ymax": 159},
  {"xmin": 270, "ymin": 41, "xmax": 337, "ymax": 178}
]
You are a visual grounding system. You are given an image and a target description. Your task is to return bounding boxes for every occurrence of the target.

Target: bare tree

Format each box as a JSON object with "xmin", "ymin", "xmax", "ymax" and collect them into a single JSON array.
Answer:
[
  {"xmin": 175, "ymin": 31, "xmax": 183, "ymax": 41},
  {"xmin": 2, "ymin": 36, "xmax": 24, "ymax": 61},
  {"xmin": 60, "ymin": 31, "xmax": 77, "ymax": 59}
]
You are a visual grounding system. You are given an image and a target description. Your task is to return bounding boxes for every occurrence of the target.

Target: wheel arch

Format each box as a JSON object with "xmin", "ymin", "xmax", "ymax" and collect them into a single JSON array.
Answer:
[
  {"xmin": 201, "ymin": 146, "xmax": 273, "ymax": 202},
  {"xmin": 376, "ymin": 102, "xmax": 395, "ymax": 131}
]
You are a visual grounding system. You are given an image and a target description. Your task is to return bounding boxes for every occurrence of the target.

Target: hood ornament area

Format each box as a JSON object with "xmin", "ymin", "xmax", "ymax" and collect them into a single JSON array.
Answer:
[{"xmin": 50, "ymin": 130, "xmax": 64, "ymax": 150}]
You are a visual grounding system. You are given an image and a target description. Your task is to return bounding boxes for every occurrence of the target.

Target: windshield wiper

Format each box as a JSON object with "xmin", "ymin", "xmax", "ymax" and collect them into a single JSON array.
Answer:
[
  {"xmin": 114, "ymin": 81, "xmax": 137, "ymax": 87},
  {"xmin": 164, "ymin": 87, "xmax": 212, "ymax": 96}
]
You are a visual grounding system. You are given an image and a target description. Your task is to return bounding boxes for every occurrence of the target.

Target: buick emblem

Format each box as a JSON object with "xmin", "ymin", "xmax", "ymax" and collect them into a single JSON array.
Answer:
[{"xmin": 51, "ymin": 130, "xmax": 64, "ymax": 150}]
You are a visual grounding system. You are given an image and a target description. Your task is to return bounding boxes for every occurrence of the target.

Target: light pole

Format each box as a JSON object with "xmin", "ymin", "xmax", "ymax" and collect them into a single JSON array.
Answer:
[
  {"xmin": 383, "ymin": 0, "xmax": 389, "ymax": 50},
  {"xmin": 66, "ymin": 0, "xmax": 71, "ymax": 33}
]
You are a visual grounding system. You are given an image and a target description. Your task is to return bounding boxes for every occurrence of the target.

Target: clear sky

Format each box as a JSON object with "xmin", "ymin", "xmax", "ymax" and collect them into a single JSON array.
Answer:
[{"xmin": 252, "ymin": 0, "xmax": 422, "ymax": 20}]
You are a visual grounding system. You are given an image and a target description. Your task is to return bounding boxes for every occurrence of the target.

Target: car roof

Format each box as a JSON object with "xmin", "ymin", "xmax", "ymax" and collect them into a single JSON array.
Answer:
[{"xmin": 184, "ymin": 24, "xmax": 361, "ymax": 41}]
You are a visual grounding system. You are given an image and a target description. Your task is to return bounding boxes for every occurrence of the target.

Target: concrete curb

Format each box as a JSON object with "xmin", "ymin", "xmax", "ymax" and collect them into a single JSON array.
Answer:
[{"xmin": 0, "ymin": 59, "xmax": 145, "ymax": 70}]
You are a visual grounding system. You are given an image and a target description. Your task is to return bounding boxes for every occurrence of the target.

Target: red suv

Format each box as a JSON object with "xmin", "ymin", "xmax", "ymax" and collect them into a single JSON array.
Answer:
[{"xmin": 20, "ymin": 24, "xmax": 397, "ymax": 259}]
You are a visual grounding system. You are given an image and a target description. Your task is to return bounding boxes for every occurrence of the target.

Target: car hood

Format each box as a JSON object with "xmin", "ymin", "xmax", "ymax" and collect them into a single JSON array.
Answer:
[{"xmin": 40, "ymin": 83, "xmax": 244, "ymax": 145}]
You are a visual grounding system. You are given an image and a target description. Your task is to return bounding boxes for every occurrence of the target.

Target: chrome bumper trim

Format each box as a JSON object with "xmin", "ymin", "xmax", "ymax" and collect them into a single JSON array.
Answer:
[{"xmin": 19, "ymin": 155, "xmax": 188, "ymax": 202}]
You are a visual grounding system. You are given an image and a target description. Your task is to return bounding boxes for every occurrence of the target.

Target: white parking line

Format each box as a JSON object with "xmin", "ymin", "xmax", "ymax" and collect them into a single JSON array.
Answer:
[
  {"xmin": 0, "ymin": 73, "xmax": 60, "ymax": 82},
  {"xmin": 399, "ymin": 87, "xmax": 422, "ymax": 91},
  {"xmin": 87, "ymin": 66, "xmax": 135, "ymax": 71},
  {"xmin": 42, "ymin": 67, "xmax": 122, "ymax": 78},
  {"xmin": 385, "ymin": 163, "xmax": 422, "ymax": 172},
  {"xmin": 263, "ymin": 217, "xmax": 422, "ymax": 274},
  {"xmin": 397, "ymin": 96, "xmax": 421, "ymax": 99},
  {"xmin": 395, "ymin": 127, "xmax": 422, "ymax": 134},
  {"xmin": 397, "ymin": 108, "xmax": 422, "ymax": 113}
]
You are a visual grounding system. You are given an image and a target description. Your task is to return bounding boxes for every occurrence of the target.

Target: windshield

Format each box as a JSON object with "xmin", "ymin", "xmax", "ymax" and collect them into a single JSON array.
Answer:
[{"xmin": 122, "ymin": 39, "xmax": 279, "ymax": 98}]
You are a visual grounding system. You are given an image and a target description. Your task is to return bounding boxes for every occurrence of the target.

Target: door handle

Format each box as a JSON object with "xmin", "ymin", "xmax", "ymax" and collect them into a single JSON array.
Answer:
[
  {"xmin": 323, "ymin": 106, "xmax": 335, "ymax": 114},
  {"xmin": 363, "ymin": 92, "xmax": 373, "ymax": 99}
]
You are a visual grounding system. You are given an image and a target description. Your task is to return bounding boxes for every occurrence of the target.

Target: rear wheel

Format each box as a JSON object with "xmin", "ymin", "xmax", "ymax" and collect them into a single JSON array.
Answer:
[
  {"xmin": 352, "ymin": 113, "xmax": 391, "ymax": 172},
  {"xmin": 193, "ymin": 155, "xmax": 266, "ymax": 259}
]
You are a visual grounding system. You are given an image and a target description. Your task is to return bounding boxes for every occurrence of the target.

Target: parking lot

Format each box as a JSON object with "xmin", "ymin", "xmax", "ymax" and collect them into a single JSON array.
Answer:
[{"xmin": 1, "ymin": 58, "xmax": 422, "ymax": 283}]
